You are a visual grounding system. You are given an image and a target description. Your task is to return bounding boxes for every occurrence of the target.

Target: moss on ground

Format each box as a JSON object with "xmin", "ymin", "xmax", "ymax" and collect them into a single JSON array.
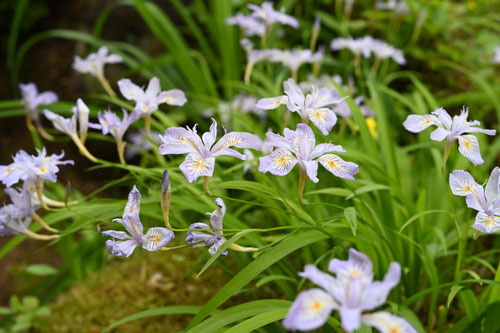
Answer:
[{"xmin": 40, "ymin": 248, "xmax": 247, "ymax": 332}]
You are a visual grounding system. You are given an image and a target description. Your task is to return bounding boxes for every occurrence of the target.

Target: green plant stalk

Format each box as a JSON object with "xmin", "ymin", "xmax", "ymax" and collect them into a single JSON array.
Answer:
[
  {"xmin": 97, "ymin": 75, "xmax": 116, "ymax": 98},
  {"xmin": 145, "ymin": 113, "xmax": 152, "ymax": 139},
  {"xmin": 36, "ymin": 177, "xmax": 49, "ymax": 210},
  {"xmin": 441, "ymin": 140, "xmax": 453, "ymax": 172},
  {"xmin": 203, "ymin": 176, "xmax": 213, "ymax": 196},
  {"xmin": 298, "ymin": 167, "xmax": 307, "ymax": 205},
  {"xmin": 30, "ymin": 212, "xmax": 58, "ymax": 233}
]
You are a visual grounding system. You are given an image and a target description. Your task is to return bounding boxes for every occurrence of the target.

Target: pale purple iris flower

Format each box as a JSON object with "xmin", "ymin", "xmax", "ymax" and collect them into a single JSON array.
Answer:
[
  {"xmin": 89, "ymin": 109, "xmax": 141, "ymax": 143},
  {"xmin": 403, "ymin": 107, "xmax": 496, "ymax": 165},
  {"xmin": 102, "ymin": 186, "xmax": 174, "ymax": 257},
  {"xmin": 331, "ymin": 36, "xmax": 406, "ymax": 65},
  {"xmin": 19, "ymin": 83, "xmax": 58, "ymax": 122},
  {"xmin": 158, "ymin": 119, "xmax": 262, "ymax": 183},
  {"xmin": 267, "ymin": 49, "xmax": 316, "ymax": 79},
  {"xmin": 248, "ymin": 1, "xmax": 299, "ymax": 29},
  {"xmin": 282, "ymin": 248, "xmax": 414, "ymax": 333},
  {"xmin": 0, "ymin": 186, "xmax": 34, "ymax": 237},
  {"xmin": 450, "ymin": 168, "xmax": 500, "ymax": 233},
  {"xmin": 0, "ymin": 148, "xmax": 73, "ymax": 187},
  {"xmin": 258, "ymin": 124, "xmax": 359, "ymax": 182},
  {"xmin": 376, "ymin": 0, "xmax": 410, "ymax": 15},
  {"xmin": 125, "ymin": 130, "xmax": 161, "ymax": 160},
  {"xmin": 118, "ymin": 77, "xmax": 187, "ymax": 115},
  {"xmin": 72, "ymin": 46, "xmax": 122, "ymax": 78},
  {"xmin": 186, "ymin": 197, "xmax": 228, "ymax": 256},
  {"xmin": 255, "ymin": 78, "xmax": 346, "ymax": 135},
  {"xmin": 225, "ymin": 13, "xmax": 266, "ymax": 37},
  {"xmin": 43, "ymin": 99, "xmax": 91, "ymax": 142}
]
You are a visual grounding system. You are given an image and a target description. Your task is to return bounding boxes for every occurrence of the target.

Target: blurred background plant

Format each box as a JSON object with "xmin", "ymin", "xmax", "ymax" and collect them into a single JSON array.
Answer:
[{"xmin": 0, "ymin": 0, "xmax": 499, "ymax": 332}]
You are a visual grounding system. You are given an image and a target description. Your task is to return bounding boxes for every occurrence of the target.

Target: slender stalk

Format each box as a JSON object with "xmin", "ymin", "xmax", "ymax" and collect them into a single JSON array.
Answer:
[
  {"xmin": 441, "ymin": 140, "xmax": 453, "ymax": 172},
  {"xmin": 298, "ymin": 167, "xmax": 307, "ymax": 205},
  {"xmin": 161, "ymin": 170, "xmax": 172, "ymax": 229},
  {"xmin": 260, "ymin": 25, "xmax": 269, "ymax": 48},
  {"xmin": 203, "ymin": 176, "xmax": 213, "ymax": 196},
  {"xmin": 8, "ymin": 223, "xmax": 59, "ymax": 241},
  {"xmin": 116, "ymin": 139, "xmax": 126, "ymax": 165},
  {"xmin": 244, "ymin": 63, "xmax": 254, "ymax": 85},
  {"xmin": 473, "ymin": 230, "xmax": 480, "ymax": 240},
  {"xmin": 145, "ymin": 113, "xmax": 152, "ymax": 139},
  {"xmin": 228, "ymin": 243, "xmax": 258, "ymax": 252},
  {"xmin": 97, "ymin": 75, "xmax": 116, "ymax": 97},
  {"xmin": 36, "ymin": 177, "xmax": 49, "ymax": 210},
  {"xmin": 291, "ymin": 68, "xmax": 298, "ymax": 82},
  {"xmin": 354, "ymin": 53, "xmax": 362, "ymax": 78},
  {"xmin": 30, "ymin": 212, "xmax": 58, "ymax": 233},
  {"xmin": 370, "ymin": 57, "xmax": 382, "ymax": 76},
  {"xmin": 39, "ymin": 194, "xmax": 78, "ymax": 207},
  {"xmin": 71, "ymin": 135, "xmax": 97, "ymax": 162},
  {"xmin": 25, "ymin": 113, "xmax": 35, "ymax": 132},
  {"xmin": 36, "ymin": 121, "xmax": 54, "ymax": 141}
]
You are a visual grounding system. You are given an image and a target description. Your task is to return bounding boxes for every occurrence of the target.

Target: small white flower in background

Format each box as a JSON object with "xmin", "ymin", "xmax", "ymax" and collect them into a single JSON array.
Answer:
[
  {"xmin": 43, "ymin": 98, "xmax": 91, "ymax": 142},
  {"xmin": 248, "ymin": 1, "xmax": 299, "ymax": 29},
  {"xmin": 226, "ymin": 13, "xmax": 266, "ymax": 37},
  {"xmin": 493, "ymin": 46, "xmax": 500, "ymax": 64},
  {"xmin": 19, "ymin": 83, "xmax": 58, "ymax": 122},
  {"xmin": 331, "ymin": 36, "xmax": 406, "ymax": 65},
  {"xmin": 72, "ymin": 46, "xmax": 122, "ymax": 78},
  {"xmin": 118, "ymin": 77, "xmax": 187, "ymax": 115},
  {"xmin": 241, "ymin": 39, "xmax": 269, "ymax": 68},
  {"xmin": 267, "ymin": 49, "xmax": 315, "ymax": 79},
  {"xmin": 376, "ymin": 0, "xmax": 410, "ymax": 15}
]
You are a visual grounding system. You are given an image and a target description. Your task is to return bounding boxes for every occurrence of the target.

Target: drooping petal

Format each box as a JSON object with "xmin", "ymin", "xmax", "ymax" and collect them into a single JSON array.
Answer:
[
  {"xmin": 179, "ymin": 153, "xmax": 215, "ymax": 183},
  {"xmin": 463, "ymin": 126, "xmax": 496, "ymax": 136},
  {"xmin": 310, "ymin": 143, "xmax": 345, "ymax": 160},
  {"xmin": 485, "ymin": 167, "xmax": 500, "ymax": 204},
  {"xmin": 458, "ymin": 135, "xmax": 484, "ymax": 165},
  {"xmin": 299, "ymin": 264, "xmax": 338, "ymax": 296},
  {"xmin": 158, "ymin": 126, "xmax": 204, "ymax": 155},
  {"xmin": 118, "ymin": 78, "xmax": 144, "ymax": 101},
  {"xmin": 142, "ymin": 227, "xmax": 175, "ymax": 251},
  {"xmin": 35, "ymin": 91, "xmax": 58, "ymax": 107},
  {"xmin": 210, "ymin": 132, "xmax": 262, "ymax": 157},
  {"xmin": 202, "ymin": 119, "xmax": 217, "ymax": 149},
  {"xmin": 361, "ymin": 262, "xmax": 401, "ymax": 310},
  {"xmin": 122, "ymin": 213, "xmax": 144, "ymax": 240},
  {"xmin": 43, "ymin": 109, "xmax": 77, "ymax": 137},
  {"xmin": 318, "ymin": 154, "xmax": 359, "ymax": 180},
  {"xmin": 282, "ymin": 289, "xmax": 337, "ymax": 332},
  {"xmin": 258, "ymin": 148, "xmax": 298, "ymax": 176},
  {"xmin": 105, "ymin": 239, "xmax": 139, "ymax": 257},
  {"xmin": 402, "ymin": 114, "xmax": 438, "ymax": 133},
  {"xmin": 101, "ymin": 230, "xmax": 131, "ymax": 239},
  {"xmin": 307, "ymin": 87, "xmax": 346, "ymax": 109},
  {"xmin": 430, "ymin": 127, "xmax": 450, "ymax": 142},
  {"xmin": 208, "ymin": 238, "xmax": 228, "ymax": 256},
  {"xmin": 449, "ymin": 170, "xmax": 480, "ymax": 197},
  {"xmin": 0, "ymin": 165, "xmax": 27, "ymax": 187},
  {"xmin": 361, "ymin": 311, "xmax": 417, "ymax": 333},
  {"xmin": 186, "ymin": 222, "xmax": 214, "ymax": 248},
  {"xmin": 157, "ymin": 89, "xmax": 187, "ymax": 106},
  {"xmin": 431, "ymin": 108, "xmax": 452, "ymax": 129},
  {"xmin": 339, "ymin": 306, "xmax": 363, "ymax": 332},
  {"xmin": 303, "ymin": 160, "xmax": 319, "ymax": 183},
  {"xmin": 472, "ymin": 212, "xmax": 500, "ymax": 234},
  {"xmin": 308, "ymin": 108, "xmax": 338, "ymax": 135},
  {"xmin": 254, "ymin": 96, "xmax": 288, "ymax": 111}
]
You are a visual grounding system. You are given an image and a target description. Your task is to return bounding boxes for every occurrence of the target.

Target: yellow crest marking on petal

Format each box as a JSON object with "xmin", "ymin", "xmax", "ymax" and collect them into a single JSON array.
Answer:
[
  {"xmin": 5, "ymin": 167, "xmax": 12, "ymax": 175},
  {"xmin": 39, "ymin": 167, "xmax": 47, "ymax": 174},
  {"xmin": 143, "ymin": 105, "xmax": 149, "ymax": 112},
  {"xmin": 311, "ymin": 301, "xmax": 324, "ymax": 311},
  {"xmin": 164, "ymin": 97, "xmax": 172, "ymax": 103}
]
